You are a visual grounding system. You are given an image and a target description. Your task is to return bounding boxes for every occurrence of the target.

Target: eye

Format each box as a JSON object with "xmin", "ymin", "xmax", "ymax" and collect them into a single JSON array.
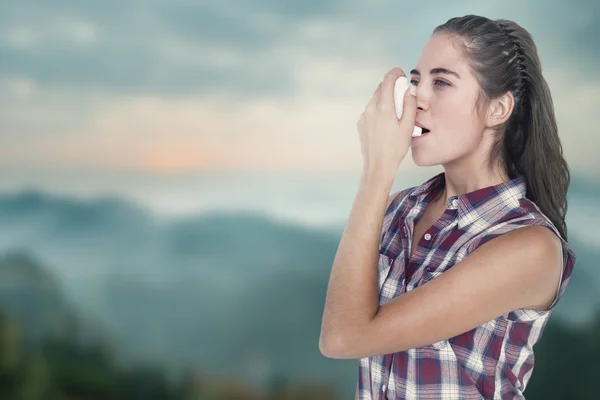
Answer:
[{"xmin": 409, "ymin": 79, "xmax": 450, "ymax": 87}]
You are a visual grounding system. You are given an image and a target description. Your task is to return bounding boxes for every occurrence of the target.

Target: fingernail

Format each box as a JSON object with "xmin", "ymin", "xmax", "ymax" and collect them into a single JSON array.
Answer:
[{"xmin": 409, "ymin": 85, "xmax": 416, "ymax": 96}]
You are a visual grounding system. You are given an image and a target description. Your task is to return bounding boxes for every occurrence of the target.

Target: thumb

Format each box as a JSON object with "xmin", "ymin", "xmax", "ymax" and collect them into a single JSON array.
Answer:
[{"xmin": 399, "ymin": 85, "xmax": 418, "ymax": 131}]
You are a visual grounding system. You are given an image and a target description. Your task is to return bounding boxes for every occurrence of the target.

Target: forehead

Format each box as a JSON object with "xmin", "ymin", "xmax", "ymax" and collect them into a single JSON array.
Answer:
[{"xmin": 415, "ymin": 33, "xmax": 470, "ymax": 76}]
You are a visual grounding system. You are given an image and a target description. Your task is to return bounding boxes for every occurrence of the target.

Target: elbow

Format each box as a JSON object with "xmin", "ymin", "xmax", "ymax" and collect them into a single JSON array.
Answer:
[
  {"xmin": 319, "ymin": 333, "xmax": 341, "ymax": 358},
  {"xmin": 319, "ymin": 330, "xmax": 351, "ymax": 359}
]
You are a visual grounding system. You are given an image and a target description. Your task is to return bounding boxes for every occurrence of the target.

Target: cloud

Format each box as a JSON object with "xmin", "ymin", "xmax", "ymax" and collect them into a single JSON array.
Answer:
[
  {"xmin": 0, "ymin": 0, "xmax": 598, "ymax": 175},
  {"xmin": 1, "ymin": 0, "xmax": 597, "ymax": 95}
]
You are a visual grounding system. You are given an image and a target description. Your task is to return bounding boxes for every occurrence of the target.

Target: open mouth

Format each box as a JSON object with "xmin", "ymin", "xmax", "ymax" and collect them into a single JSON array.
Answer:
[{"xmin": 413, "ymin": 124, "xmax": 431, "ymax": 138}]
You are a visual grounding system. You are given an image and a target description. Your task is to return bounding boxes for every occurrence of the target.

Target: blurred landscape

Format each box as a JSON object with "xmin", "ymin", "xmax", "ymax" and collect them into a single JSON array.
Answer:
[
  {"xmin": 2, "ymin": 0, "xmax": 599, "ymax": 398},
  {"xmin": 0, "ymin": 170, "xmax": 599, "ymax": 399}
]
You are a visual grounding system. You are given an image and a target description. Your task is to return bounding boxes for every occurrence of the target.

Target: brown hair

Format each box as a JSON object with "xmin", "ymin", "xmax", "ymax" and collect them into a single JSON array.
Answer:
[{"xmin": 434, "ymin": 15, "xmax": 571, "ymax": 241}]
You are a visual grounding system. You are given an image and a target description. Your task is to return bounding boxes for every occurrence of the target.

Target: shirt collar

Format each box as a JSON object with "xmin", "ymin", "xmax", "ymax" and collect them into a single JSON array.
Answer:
[{"xmin": 409, "ymin": 172, "xmax": 527, "ymax": 230}]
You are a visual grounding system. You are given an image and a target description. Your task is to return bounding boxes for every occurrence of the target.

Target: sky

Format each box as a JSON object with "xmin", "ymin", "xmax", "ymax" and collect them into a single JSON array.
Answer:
[{"xmin": 0, "ymin": 0, "xmax": 599, "ymax": 179}]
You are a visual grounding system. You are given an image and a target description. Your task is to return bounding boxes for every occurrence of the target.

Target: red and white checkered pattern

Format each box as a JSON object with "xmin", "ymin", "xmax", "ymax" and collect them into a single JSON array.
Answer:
[{"xmin": 357, "ymin": 172, "xmax": 577, "ymax": 399}]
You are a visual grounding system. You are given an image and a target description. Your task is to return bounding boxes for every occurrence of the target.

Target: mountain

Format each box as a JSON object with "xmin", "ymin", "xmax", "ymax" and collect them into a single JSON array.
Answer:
[
  {"xmin": 0, "ymin": 251, "xmax": 115, "ymax": 349},
  {"xmin": 0, "ymin": 187, "xmax": 597, "ymax": 398},
  {"xmin": 0, "ymin": 251, "xmax": 76, "ymax": 344}
]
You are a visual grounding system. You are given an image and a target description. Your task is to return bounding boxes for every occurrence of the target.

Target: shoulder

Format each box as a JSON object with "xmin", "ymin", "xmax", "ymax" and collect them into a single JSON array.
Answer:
[
  {"xmin": 467, "ymin": 197, "xmax": 567, "ymax": 252},
  {"xmin": 378, "ymin": 186, "xmax": 419, "ymax": 243},
  {"xmin": 385, "ymin": 173, "xmax": 445, "ymax": 211},
  {"xmin": 466, "ymin": 196, "xmax": 571, "ymax": 270},
  {"xmin": 386, "ymin": 185, "xmax": 417, "ymax": 210},
  {"xmin": 464, "ymin": 200, "xmax": 575, "ymax": 311},
  {"xmin": 484, "ymin": 224, "xmax": 562, "ymax": 259},
  {"xmin": 467, "ymin": 224, "xmax": 563, "ymax": 310}
]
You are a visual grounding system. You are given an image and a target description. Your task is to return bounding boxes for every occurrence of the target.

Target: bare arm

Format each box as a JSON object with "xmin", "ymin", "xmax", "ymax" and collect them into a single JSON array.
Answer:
[
  {"xmin": 319, "ymin": 175, "xmax": 563, "ymax": 359},
  {"xmin": 319, "ymin": 171, "xmax": 395, "ymax": 356}
]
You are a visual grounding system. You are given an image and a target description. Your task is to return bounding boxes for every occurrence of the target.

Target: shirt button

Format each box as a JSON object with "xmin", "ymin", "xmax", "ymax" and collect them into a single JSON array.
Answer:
[
  {"xmin": 424, "ymin": 233, "xmax": 432, "ymax": 240},
  {"xmin": 452, "ymin": 199, "xmax": 458, "ymax": 207},
  {"xmin": 403, "ymin": 226, "xmax": 408, "ymax": 237},
  {"xmin": 382, "ymin": 384, "xmax": 387, "ymax": 392}
]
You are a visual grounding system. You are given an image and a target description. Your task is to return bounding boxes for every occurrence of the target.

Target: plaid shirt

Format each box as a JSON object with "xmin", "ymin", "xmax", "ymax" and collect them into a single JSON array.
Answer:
[{"xmin": 357, "ymin": 172, "xmax": 577, "ymax": 399}]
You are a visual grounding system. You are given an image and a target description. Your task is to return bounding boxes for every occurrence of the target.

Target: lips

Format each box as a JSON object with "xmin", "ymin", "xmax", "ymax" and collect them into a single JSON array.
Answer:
[{"xmin": 415, "ymin": 121, "xmax": 430, "ymax": 134}]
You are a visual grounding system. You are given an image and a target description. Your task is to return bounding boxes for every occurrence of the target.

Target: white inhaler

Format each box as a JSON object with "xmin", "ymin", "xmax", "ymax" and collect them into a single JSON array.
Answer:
[{"xmin": 394, "ymin": 76, "xmax": 422, "ymax": 137}]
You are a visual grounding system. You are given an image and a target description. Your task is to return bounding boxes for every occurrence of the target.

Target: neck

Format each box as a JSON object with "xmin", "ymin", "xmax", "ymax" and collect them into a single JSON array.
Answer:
[{"xmin": 436, "ymin": 163, "xmax": 510, "ymax": 206}]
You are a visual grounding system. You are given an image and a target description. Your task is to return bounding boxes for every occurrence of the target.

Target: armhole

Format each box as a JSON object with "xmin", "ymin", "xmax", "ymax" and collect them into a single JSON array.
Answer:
[
  {"xmin": 524, "ymin": 201, "xmax": 577, "ymax": 313},
  {"xmin": 546, "ymin": 239, "xmax": 565, "ymax": 311},
  {"xmin": 544, "ymin": 235, "xmax": 577, "ymax": 312}
]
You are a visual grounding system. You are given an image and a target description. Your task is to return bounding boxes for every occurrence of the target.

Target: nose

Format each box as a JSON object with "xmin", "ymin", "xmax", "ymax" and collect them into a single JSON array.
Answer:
[{"xmin": 415, "ymin": 87, "xmax": 428, "ymax": 111}]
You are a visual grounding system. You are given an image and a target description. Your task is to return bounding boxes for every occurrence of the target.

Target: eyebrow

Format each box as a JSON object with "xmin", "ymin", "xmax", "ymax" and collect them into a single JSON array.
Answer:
[{"xmin": 410, "ymin": 68, "xmax": 461, "ymax": 79}]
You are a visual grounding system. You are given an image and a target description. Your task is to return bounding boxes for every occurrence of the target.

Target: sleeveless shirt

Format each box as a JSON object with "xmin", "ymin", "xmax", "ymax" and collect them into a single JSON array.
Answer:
[{"xmin": 356, "ymin": 172, "xmax": 577, "ymax": 399}]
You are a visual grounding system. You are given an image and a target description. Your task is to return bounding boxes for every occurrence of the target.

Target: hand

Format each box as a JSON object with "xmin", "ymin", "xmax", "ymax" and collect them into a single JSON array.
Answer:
[{"xmin": 357, "ymin": 67, "xmax": 417, "ymax": 179}]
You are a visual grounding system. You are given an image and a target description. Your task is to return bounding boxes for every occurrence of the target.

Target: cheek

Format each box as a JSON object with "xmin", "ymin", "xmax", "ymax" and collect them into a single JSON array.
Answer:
[
  {"xmin": 441, "ymin": 127, "xmax": 482, "ymax": 156},
  {"xmin": 435, "ymin": 101, "xmax": 481, "ymax": 141},
  {"xmin": 437, "ymin": 100, "xmax": 472, "ymax": 127},
  {"xmin": 426, "ymin": 110, "xmax": 482, "ymax": 160}
]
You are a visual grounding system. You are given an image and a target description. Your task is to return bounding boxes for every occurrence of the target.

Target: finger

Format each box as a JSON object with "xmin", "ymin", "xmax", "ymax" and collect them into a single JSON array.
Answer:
[
  {"xmin": 367, "ymin": 82, "xmax": 382, "ymax": 108},
  {"xmin": 357, "ymin": 113, "xmax": 364, "ymax": 128},
  {"xmin": 378, "ymin": 68, "xmax": 406, "ymax": 111},
  {"xmin": 398, "ymin": 84, "xmax": 418, "ymax": 131}
]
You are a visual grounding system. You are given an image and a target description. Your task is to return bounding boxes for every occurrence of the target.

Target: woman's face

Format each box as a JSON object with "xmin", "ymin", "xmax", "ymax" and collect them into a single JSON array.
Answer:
[{"xmin": 409, "ymin": 32, "xmax": 489, "ymax": 167}]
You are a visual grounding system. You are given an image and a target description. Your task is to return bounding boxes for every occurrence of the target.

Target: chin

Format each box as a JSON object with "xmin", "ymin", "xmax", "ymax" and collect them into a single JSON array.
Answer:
[{"xmin": 410, "ymin": 152, "xmax": 440, "ymax": 167}]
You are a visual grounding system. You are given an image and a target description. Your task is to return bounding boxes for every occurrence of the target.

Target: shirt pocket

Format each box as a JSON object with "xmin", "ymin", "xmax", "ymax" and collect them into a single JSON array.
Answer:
[
  {"xmin": 417, "ymin": 268, "xmax": 444, "ymax": 286},
  {"xmin": 417, "ymin": 269, "xmax": 447, "ymax": 350},
  {"xmin": 377, "ymin": 253, "xmax": 407, "ymax": 306},
  {"xmin": 377, "ymin": 253, "xmax": 394, "ymax": 291}
]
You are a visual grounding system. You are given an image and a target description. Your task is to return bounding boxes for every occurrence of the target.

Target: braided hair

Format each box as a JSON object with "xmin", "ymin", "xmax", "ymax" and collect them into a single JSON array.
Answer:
[{"xmin": 433, "ymin": 15, "xmax": 571, "ymax": 241}]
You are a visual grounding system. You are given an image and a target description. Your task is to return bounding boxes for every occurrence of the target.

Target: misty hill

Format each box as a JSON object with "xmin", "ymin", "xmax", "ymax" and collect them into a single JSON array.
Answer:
[
  {"xmin": 0, "ymin": 188, "xmax": 598, "ymax": 397},
  {"xmin": 0, "ymin": 251, "xmax": 76, "ymax": 344},
  {"xmin": 0, "ymin": 192, "xmax": 355, "ymax": 393},
  {"xmin": 0, "ymin": 251, "xmax": 115, "ymax": 350}
]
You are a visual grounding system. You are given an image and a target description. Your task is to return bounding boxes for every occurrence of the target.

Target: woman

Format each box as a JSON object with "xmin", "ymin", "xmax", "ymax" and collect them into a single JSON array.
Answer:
[{"xmin": 319, "ymin": 14, "xmax": 577, "ymax": 399}]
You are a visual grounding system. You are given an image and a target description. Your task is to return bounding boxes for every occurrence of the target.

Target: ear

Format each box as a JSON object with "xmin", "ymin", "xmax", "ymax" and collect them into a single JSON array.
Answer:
[{"xmin": 485, "ymin": 91, "xmax": 514, "ymax": 129}]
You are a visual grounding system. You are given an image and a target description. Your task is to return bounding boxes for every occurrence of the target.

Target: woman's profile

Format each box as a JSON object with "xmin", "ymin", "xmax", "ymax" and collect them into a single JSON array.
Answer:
[{"xmin": 319, "ymin": 14, "xmax": 577, "ymax": 399}]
